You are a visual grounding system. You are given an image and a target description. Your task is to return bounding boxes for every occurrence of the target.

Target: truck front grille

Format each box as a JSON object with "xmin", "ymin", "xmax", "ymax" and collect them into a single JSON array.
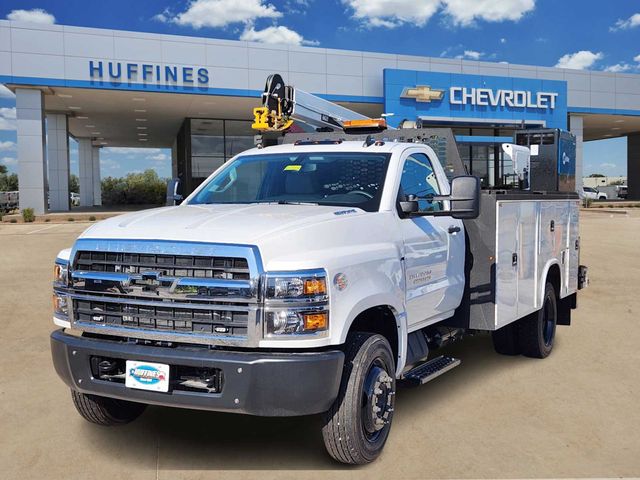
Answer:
[
  {"xmin": 73, "ymin": 298, "xmax": 249, "ymax": 336},
  {"xmin": 65, "ymin": 239, "xmax": 263, "ymax": 346},
  {"xmin": 75, "ymin": 251, "xmax": 250, "ymax": 280}
]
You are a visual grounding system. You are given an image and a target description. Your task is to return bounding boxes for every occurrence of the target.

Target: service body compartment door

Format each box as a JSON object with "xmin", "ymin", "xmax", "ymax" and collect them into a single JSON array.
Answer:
[
  {"xmin": 516, "ymin": 201, "xmax": 539, "ymax": 318},
  {"xmin": 496, "ymin": 202, "xmax": 519, "ymax": 328},
  {"xmin": 567, "ymin": 202, "xmax": 580, "ymax": 294}
]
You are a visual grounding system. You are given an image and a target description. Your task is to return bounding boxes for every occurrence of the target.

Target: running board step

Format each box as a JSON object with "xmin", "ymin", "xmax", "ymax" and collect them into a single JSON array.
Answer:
[{"xmin": 401, "ymin": 355, "xmax": 461, "ymax": 386}]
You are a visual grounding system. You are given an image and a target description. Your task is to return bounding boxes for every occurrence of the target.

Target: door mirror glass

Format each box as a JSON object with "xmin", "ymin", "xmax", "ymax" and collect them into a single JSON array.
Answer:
[{"xmin": 449, "ymin": 175, "xmax": 480, "ymax": 219}]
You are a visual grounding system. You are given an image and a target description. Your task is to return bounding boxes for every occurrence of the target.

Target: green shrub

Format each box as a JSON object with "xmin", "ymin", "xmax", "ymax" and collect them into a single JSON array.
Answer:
[
  {"xmin": 582, "ymin": 198, "xmax": 593, "ymax": 208},
  {"xmin": 67, "ymin": 217, "xmax": 75, "ymax": 222},
  {"xmin": 101, "ymin": 169, "xmax": 168, "ymax": 206},
  {"xmin": 89, "ymin": 215, "xmax": 96, "ymax": 221},
  {"xmin": 9, "ymin": 218, "xmax": 16, "ymax": 223},
  {"xmin": 45, "ymin": 218, "xmax": 51, "ymax": 222},
  {"xmin": 22, "ymin": 208, "xmax": 35, "ymax": 223}
]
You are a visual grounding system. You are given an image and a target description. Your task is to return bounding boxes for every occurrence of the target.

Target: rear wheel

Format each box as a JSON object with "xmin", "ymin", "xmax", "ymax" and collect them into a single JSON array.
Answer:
[
  {"xmin": 518, "ymin": 282, "xmax": 558, "ymax": 358},
  {"xmin": 71, "ymin": 390, "xmax": 147, "ymax": 426},
  {"xmin": 322, "ymin": 333, "xmax": 396, "ymax": 465}
]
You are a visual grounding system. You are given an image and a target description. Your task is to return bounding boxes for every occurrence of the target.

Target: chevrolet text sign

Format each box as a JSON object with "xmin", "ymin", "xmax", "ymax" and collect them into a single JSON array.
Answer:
[
  {"xmin": 449, "ymin": 87, "xmax": 558, "ymax": 109},
  {"xmin": 384, "ymin": 69, "xmax": 568, "ymax": 129}
]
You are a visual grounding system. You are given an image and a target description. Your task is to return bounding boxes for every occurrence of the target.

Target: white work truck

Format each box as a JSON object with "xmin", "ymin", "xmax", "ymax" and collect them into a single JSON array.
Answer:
[{"xmin": 50, "ymin": 75, "xmax": 586, "ymax": 464}]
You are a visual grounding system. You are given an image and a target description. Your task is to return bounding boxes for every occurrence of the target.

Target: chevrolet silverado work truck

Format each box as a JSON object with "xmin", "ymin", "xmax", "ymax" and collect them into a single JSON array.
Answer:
[{"xmin": 50, "ymin": 134, "xmax": 586, "ymax": 464}]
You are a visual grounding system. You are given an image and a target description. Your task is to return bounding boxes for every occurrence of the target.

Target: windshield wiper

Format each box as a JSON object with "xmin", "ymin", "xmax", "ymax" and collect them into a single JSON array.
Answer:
[{"xmin": 252, "ymin": 200, "xmax": 319, "ymax": 206}]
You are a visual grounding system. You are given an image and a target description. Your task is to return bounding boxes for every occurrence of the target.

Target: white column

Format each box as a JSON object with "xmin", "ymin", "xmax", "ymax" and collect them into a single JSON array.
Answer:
[
  {"xmin": 92, "ymin": 146, "xmax": 102, "ymax": 206},
  {"xmin": 78, "ymin": 138, "xmax": 94, "ymax": 207},
  {"xmin": 16, "ymin": 89, "xmax": 47, "ymax": 214},
  {"xmin": 569, "ymin": 114, "xmax": 584, "ymax": 192},
  {"xmin": 46, "ymin": 114, "xmax": 70, "ymax": 211}
]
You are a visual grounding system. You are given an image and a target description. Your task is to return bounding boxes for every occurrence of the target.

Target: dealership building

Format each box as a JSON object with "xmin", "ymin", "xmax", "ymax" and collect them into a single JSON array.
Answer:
[{"xmin": 1, "ymin": 19, "xmax": 640, "ymax": 213}]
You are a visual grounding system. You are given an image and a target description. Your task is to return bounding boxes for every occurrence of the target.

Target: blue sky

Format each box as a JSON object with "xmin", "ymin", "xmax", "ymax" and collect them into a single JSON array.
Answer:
[{"xmin": 1, "ymin": 0, "xmax": 639, "ymax": 178}]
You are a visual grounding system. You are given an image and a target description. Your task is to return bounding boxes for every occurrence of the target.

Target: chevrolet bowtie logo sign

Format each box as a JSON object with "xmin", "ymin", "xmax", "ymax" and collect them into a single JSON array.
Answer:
[{"xmin": 401, "ymin": 85, "xmax": 445, "ymax": 103}]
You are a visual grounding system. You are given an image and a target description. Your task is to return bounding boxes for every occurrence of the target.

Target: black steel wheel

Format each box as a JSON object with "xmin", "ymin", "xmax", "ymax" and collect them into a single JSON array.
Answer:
[
  {"xmin": 519, "ymin": 282, "xmax": 558, "ymax": 358},
  {"xmin": 322, "ymin": 333, "xmax": 396, "ymax": 465}
]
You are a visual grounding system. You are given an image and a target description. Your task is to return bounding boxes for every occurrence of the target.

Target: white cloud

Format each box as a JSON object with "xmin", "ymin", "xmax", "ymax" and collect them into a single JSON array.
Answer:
[
  {"xmin": 555, "ymin": 50, "xmax": 603, "ymax": 70},
  {"xmin": 1, "ymin": 156, "xmax": 17, "ymax": 166},
  {"xmin": 342, "ymin": 0, "xmax": 441, "ymax": 28},
  {"xmin": 442, "ymin": 0, "xmax": 535, "ymax": 26},
  {"xmin": 240, "ymin": 25, "xmax": 318, "ymax": 46},
  {"xmin": 342, "ymin": 0, "xmax": 535, "ymax": 28},
  {"xmin": 635, "ymin": 54, "xmax": 640, "ymax": 63},
  {"xmin": 0, "ymin": 84, "xmax": 15, "ymax": 99},
  {"xmin": 604, "ymin": 63, "xmax": 633, "ymax": 73},
  {"xmin": 600, "ymin": 162, "xmax": 616, "ymax": 169},
  {"xmin": 0, "ymin": 107, "xmax": 17, "ymax": 131},
  {"xmin": 456, "ymin": 49, "xmax": 483, "ymax": 60},
  {"xmin": 160, "ymin": 0, "xmax": 281, "ymax": 29},
  {"xmin": 147, "ymin": 153, "xmax": 169, "ymax": 162},
  {"xmin": 6, "ymin": 8, "xmax": 55, "ymax": 24},
  {"xmin": 500, "ymin": 37, "xmax": 507, "ymax": 44},
  {"xmin": 611, "ymin": 13, "xmax": 640, "ymax": 31},
  {"xmin": 0, "ymin": 141, "xmax": 16, "ymax": 151}
]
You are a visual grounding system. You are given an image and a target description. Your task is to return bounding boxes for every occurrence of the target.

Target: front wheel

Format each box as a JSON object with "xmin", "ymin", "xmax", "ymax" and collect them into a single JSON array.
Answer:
[
  {"xmin": 71, "ymin": 390, "xmax": 147, "ymax": 426},
  {"xmin": 322, "ymin": 333, "xmax": 396, "ymax": 465}
]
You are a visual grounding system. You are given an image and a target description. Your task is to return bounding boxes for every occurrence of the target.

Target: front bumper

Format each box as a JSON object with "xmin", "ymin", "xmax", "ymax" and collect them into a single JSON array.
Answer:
[{"xmin": 51, "ymin": 329, "xmax": 344, "ymax": 417}]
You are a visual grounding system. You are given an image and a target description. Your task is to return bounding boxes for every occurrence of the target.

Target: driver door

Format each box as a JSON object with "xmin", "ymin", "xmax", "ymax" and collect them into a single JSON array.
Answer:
[{"xmin": 397, "ymin": 152, "xmax": 464, "ymax": 329}]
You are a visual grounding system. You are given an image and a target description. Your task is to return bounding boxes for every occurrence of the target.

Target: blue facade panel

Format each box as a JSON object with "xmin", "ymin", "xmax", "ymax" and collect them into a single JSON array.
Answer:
[{"xmin": 383, "ymin": 69, "xmax": 568, "ymax": 129}]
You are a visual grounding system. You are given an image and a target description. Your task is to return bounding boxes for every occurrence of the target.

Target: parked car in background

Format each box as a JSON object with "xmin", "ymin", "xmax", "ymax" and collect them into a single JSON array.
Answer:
[
  {"xmin": 0, "ymin": 190, "xmax": 19, "ymax": 212},
  {"xmin": 617, "ymin": 186, "xmax": 628, "ymax": 199},
  {"xmin": 580, "ymin": 186, "xmax": 607, "ymax": 200}
]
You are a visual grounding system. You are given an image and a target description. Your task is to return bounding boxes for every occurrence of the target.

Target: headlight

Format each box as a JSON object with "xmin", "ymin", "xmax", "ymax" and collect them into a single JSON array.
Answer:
[
  {"xmin": 53, "ymin": 261, "xmax": 68, "ymax": 286},
  {"xmin": 265, "ymin": 309, "xmax": 329, "ymax": 336},
  {"xmin": 265, "ymin": 272, "xmax": 327, "ymax": 300},
  {"xmin": 53, "ymin": 292, "xmax": 69, "ymax": 318}
]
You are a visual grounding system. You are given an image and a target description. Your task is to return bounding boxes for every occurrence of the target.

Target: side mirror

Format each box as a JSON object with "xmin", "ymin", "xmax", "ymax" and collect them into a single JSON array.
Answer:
[
  {"xmin": 448, "ymin": 175, "xmax": 480, "ymax": 219},
  {"xmin": 400, "ymin": 194, "xmax": 419, "ymax": 214},
  {"xmin": 166, "ymin": 178, "xmax": 184, "ymax": 206}
]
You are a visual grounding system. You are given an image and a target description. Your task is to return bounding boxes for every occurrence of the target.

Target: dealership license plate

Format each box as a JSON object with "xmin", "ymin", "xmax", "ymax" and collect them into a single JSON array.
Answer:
[{"xmin": 125, "ymin": 360, "xmax": 170, "ymax": 393}]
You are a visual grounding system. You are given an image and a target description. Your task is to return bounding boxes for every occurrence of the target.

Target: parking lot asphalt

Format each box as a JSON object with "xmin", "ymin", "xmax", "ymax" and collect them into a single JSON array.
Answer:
[{"xmin": 1, "ymin": 212, "xmax": 639, "ymax": 480}]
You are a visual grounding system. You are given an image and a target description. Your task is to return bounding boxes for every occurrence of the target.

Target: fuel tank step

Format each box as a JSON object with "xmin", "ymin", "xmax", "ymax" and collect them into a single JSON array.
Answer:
[{"xmin": 401, "ymin": 355, "xmax": 461, "ymax": 386}]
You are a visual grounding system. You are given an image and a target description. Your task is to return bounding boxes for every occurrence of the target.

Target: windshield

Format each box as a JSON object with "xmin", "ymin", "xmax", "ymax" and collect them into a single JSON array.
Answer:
[{"xmin": 189, "ymin": 152, "xmax": 391, "ymax": 212}]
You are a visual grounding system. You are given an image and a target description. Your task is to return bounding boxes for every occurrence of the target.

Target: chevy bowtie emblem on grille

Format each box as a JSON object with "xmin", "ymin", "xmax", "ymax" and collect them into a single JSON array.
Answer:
[{"xmin": 401, "ymin": 85, "xmax": 445, "ymax": 103}]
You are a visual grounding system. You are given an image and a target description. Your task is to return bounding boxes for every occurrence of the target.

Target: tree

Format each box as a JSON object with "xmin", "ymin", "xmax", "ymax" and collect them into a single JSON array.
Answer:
[
  {"xmin": 101, "ymin": 169, "xmax": 168, "ymax": 206},
  {"xmin": 588, "ymin": 173, "xmax": 605, "ymax": 178},
  {"xmin": 69, "ymin": 174, "xmax": 79, "ymax": 193},
  {"xmin": 0, "ymin": 165, "xmax": 7, "ymax": 175},
  {"xmin": 0, "ymin": 172, "xmax": 18, "ymax": 191}
]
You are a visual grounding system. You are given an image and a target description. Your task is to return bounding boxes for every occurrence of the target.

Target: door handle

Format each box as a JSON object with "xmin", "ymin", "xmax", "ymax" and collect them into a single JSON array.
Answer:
[{"xmin": 448, "ymin": 225, "xmax": 461, "ymax": 234}]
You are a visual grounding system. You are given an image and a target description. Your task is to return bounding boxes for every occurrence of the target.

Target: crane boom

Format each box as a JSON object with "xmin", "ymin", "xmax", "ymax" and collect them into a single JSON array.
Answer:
[{"xmin": 252, "ymin": 73, "xmax": 384, "ymax": 133}]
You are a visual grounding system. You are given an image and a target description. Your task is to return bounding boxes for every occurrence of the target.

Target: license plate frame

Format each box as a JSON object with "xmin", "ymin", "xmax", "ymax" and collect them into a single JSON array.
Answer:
[{"xmin": 125, "ymin": 360, "xmax": 170, "ymax": 393}]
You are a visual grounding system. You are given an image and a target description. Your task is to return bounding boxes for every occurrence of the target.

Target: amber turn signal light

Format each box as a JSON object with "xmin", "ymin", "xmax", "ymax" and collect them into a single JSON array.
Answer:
[
  {"xmin": 303, "ymin": 312, "xmax": 328, "ymax": 331},
  {"xmin": 304, "ymin": 278, "xmax": 326, "ymax": 296}
]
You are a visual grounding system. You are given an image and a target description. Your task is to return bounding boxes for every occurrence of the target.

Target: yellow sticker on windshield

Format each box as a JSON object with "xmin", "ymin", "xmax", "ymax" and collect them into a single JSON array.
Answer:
[{"xmin": 284, "ymin": 165, "xmax": 302, "ymax": 171}]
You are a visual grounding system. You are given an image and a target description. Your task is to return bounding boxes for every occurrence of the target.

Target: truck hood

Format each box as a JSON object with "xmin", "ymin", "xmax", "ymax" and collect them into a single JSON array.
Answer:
[{"xmin": 80, "ymin": 203, "xmax": 367, "ymax": 246}]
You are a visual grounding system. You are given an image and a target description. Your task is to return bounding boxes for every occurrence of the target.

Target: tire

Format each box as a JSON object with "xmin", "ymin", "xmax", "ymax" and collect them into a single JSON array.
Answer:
[
  {"xmin": 598, "ymin": 196, "xmax": 606, "ymax": 200},
  {"xmin": 492, "ymin": 321, "xmax": 520, "ymax": 355},
  {"xmin": 518, "ymin": 282, "xmax": 558, "ymax": 358},
  {"xmin": 71, "ymin": 390, "xmax": 147, "ymax": 426},
  {"xmin": 322, "ymin": 333, "xmax": 396, "ymax": 465}
]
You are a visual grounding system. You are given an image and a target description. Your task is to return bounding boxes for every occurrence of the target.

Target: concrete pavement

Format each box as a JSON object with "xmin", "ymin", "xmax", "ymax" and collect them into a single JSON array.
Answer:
[{"xmin": 0, "ymin": 213, "xmax": 639, "ymax": 479}]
